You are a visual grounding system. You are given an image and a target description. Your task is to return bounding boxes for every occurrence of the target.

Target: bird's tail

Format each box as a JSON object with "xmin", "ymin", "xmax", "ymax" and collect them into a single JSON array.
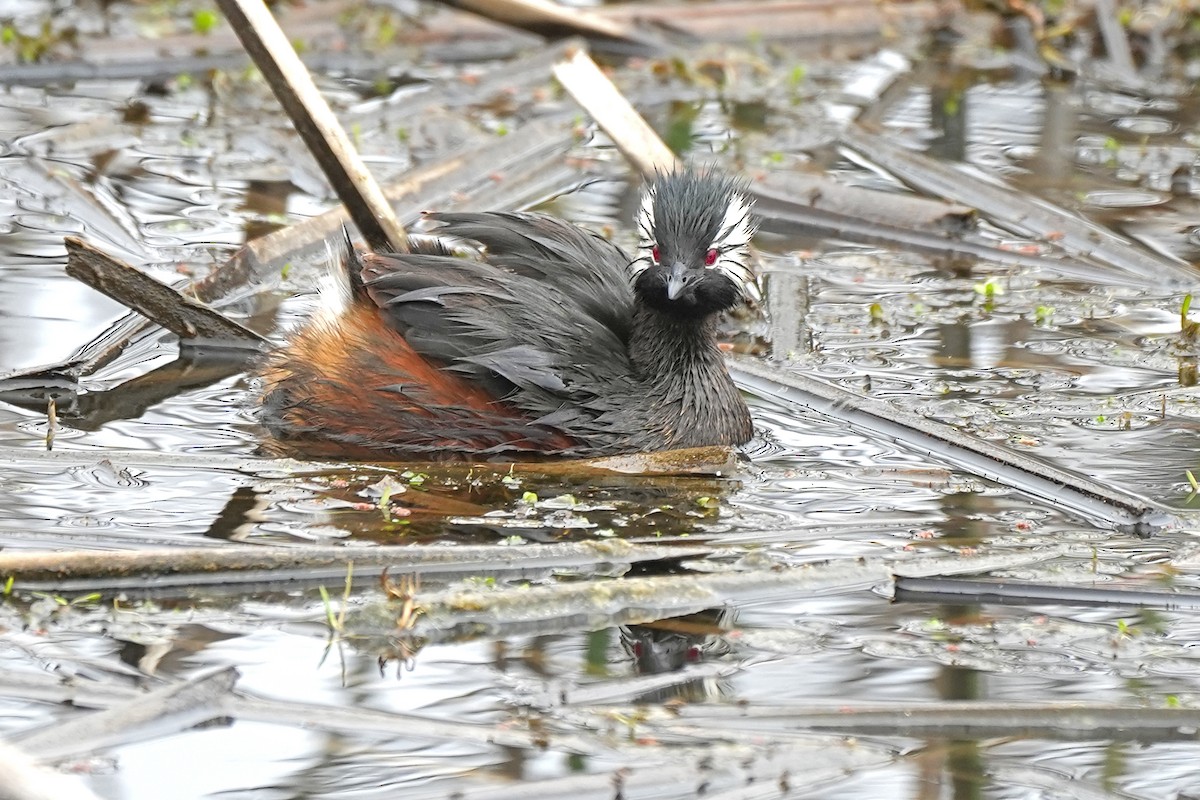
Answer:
[{"xmin": 313, "ymin": 226, "xmax": 365, "ymax": 323}]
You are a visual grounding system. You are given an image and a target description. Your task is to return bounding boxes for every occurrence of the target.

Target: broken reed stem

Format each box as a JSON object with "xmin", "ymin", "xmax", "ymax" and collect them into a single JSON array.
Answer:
[
  {"xmin": 0, "ymin": 541, "xmax": 710, "ymax": 587},
  {"xmin": 728, "ymin": 355, "xmax": 1174, "ymax": 532},
  {"xmin": 13, "ymin": 667, "xmax": 240, "ymax": 762},
  {"xmin": 433, "ymin": 0, "xmax": 662, "ymax": 54},
  {"xmin": 64, "ymin": 237, "xmax": 268, "ymax": 348},
  {"xmin": 552, "ymin": 47, "xmax": 678, "ymax": 178}
]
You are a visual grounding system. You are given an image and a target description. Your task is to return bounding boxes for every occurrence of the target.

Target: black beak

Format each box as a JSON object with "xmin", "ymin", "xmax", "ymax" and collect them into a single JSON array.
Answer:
[{"xmin": 666, "ymin": 262, "xmax": 698, "ymax": 300}]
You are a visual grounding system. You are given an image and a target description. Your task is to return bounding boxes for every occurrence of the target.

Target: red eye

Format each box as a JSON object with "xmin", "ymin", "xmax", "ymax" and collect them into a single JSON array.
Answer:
[
  {"xmin": 651, "ymin": 245, "xmax": 661, "ymax": 263},
  {"xmin": 704, "ymin": 248, "xmax": 719, "ymax": 266}
]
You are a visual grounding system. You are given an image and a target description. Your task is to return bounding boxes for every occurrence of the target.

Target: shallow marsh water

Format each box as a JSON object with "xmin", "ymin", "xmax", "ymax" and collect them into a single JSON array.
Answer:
[{"xmin": 2, "ymin": 5, "xmax": 1200, "ymax": 798}]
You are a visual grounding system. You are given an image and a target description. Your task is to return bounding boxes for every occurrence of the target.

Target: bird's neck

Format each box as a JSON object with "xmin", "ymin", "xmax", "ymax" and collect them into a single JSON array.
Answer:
[
  {"xmin": 627, "ymin": 303, "xmax": 751, "ymax": 446},
  {"xmin": 629, "ymin": 304, "xmax": 719, "ymax": 372},
  {"xmin": 624, "ymin": 303, "xmax": 753, "ymax": 448}
]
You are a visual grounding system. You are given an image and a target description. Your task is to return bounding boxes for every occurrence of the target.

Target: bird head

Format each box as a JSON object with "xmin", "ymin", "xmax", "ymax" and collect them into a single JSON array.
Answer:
[{"xmin": 630, "ymin": 168, "xmax": 758, "ymax": 316}]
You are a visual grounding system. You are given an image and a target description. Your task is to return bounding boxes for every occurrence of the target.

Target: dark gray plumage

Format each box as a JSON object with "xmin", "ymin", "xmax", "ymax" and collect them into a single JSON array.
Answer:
[{"xmin": 260, "ymin": 169, "xmax": 756, "ymax": 459}]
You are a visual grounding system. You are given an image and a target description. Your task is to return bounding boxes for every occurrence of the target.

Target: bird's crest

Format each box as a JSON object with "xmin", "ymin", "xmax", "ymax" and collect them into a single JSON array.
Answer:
[{"xmin": 630, "ymin": 168, "xmax": 759, "ymax": 301}]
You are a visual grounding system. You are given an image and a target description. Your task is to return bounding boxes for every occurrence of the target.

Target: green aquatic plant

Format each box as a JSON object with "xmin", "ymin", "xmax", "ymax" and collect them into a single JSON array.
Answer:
[
  {"xmin": 974, "ymin": 277, "xmax": 1003, "ymax": 312},
  {"xmin": 1180, "ymin": 294, "xmax": 1199, "ymax": 341},
  {"xmin": 319, "ymin": 563, "xmax": 353, "ymax": 635},
  {"xmin": 1, "ymin": 20, "xmax": 72, "ymax": 63},
  {"xmin": 192, "ymin": 8, "xmax": 219, "ymax": 34},
  {"xmin": 29, "ymin": 591, "xmax": 101, "ymax": 607}
]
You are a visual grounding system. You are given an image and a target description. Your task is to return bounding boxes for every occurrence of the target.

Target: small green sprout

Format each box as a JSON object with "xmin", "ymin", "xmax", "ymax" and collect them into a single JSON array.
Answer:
[
  {"xmin": 1181, "ymin": 294, "xmax": 1198, "ymax": 340},
  {"xmin": 401, "ymin": 470, "xmax": 426, "ymax": 486},
  {"xmin": 319, "ymin": 585, "xmax": 337, "ymax": 630},
  {"xmin": 192, "ymin": 9, "xmax": 219, "ymax": 35},
  {"xmin": 318, "ymin": 562, "xmax": 353, "ymax": 634},
  {"xmin": 973, "ymin": 277, "xmax": 1003, "ymax": 299},
  {"xmin": 375, "ymin": 15, "xmax": 397, "ymax": 46}
]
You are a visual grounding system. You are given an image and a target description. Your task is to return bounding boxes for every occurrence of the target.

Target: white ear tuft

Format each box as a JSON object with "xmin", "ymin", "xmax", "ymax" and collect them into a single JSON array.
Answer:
[
  {"xmin": 717, "ymin": 192, "xmax": 756, "ymax": 249},
  {"xmin": 712, "ymin": 192, "xmax": 758, "ymax": 301},
  {"xmin": 629, "ymin": 184, "xmax": 658, "ymax": 280}
]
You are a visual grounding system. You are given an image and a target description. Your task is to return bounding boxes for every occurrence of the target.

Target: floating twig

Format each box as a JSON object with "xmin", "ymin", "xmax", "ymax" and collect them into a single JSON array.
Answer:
[
  {"xmin": 0, "ymin": 441, "xmax": 734, "ymax": 474},
  {"xmin": 894, "ymin": 575, "xmax": 1200, "ymax": 609},
  {"xmin": 553, "ymin": 46, "xmax": 678, "ymax": 177},
  {"xmin": 757, "ymin": 170, "xmax": 978, "ymax": 235},
  {"xmin": 64, "ymin": 237, "xmax": 268, "ymax": 348},
  {"xmin": 839, "ymin": 125, "xmax": 1198, "ymax": 286},
  {"xmin": 593, "ymin": 699, "xmax": 1200, "ymax": 741},
  {"xmin": 13, "ymin": 667, "xmax": 239, "ymax": 762},
  {"xmin": 353, "ymin": 559, "xmax": 894, "ymax": 642},
  {"xmin": 752, "ymin": 182, "xmax": 1138, "ymax": 285},
  {"xmin": 604, "ymin": 0, "xmax": 945, "ymax": 43},
  {"xmin": 728, "ymin": 356, "xmax": 1178, "ymax": 533},
  {"xmin": 0, "ymin": 540, "xmax": 712, "ymax": 592},
  {"xmin": 433, "ymin": 0, "xmax": 667, "ymax": 55}
]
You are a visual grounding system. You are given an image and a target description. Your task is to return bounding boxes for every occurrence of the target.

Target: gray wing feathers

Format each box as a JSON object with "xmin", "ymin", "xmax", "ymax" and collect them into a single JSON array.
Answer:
[
  {"xmin": 359, "ymin": 212, "xmax": 638, "ymax": 425},
  {"xmin": 428, "ymin": 212, "xmax": 635, "ymax": 339}
]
